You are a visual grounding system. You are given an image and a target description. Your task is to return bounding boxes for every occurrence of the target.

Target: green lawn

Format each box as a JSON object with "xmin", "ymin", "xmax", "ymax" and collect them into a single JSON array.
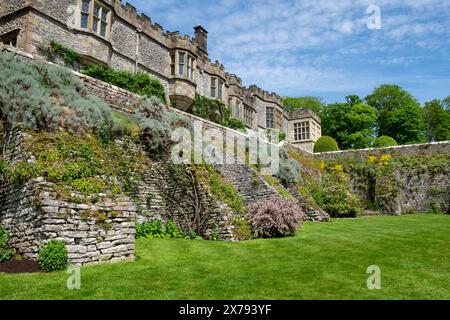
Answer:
[{"xmin": 1, "ymin": 215, "xmax": 449, "ymax": 300}]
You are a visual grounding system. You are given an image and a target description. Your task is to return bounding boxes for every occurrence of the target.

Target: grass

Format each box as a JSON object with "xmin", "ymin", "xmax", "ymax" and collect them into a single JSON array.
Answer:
[{"xmin": 1, "ymin": 214, "xmax": 449, "ymax": 300}]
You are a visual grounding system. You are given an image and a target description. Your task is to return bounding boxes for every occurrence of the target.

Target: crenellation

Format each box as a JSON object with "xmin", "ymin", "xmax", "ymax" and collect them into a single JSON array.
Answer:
[{"xmin": 0, "ymin": 0, "xmax": 322, "ymax": 146}]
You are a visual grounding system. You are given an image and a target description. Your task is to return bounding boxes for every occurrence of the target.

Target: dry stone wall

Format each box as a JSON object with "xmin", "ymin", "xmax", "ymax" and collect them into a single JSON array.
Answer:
[{"xmin": 0, "ymin": 129, "xmax": 136, "ymax": 266}]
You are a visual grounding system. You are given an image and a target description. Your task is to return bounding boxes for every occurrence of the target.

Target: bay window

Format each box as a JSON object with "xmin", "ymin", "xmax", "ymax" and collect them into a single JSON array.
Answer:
[{"xmin": 79, "ymin": 0, "xmax": 111, "ymax": 39}]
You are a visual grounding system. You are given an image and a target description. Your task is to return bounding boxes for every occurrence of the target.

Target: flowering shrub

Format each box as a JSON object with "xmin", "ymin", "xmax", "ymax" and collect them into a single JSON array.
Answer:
[
  {"xmin": 248, "ymin": 199, "xmax": 304, "ymax": 238},
  {"xmin": 317, "ymin": 173, "xmax": 362, "ymax": 218}
]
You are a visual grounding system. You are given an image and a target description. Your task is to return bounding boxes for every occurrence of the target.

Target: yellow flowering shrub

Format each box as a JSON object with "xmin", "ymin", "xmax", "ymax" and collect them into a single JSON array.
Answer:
[
  {"xmin": 379, "ymin": 154, "xmax": 392, "ymax": 167},
  {"xmin": 367, "ymin": 156, "xmax": 377, "ymax": 164},
  {"xmin": 332, "ymin": 164, "xmax": 344, "ymax": 175}
]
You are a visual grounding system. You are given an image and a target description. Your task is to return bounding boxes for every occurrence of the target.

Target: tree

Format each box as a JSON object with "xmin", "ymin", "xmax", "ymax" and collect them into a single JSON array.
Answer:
[
  {"xmin": 321, "ymin": 99, "xmax": 377, "ymax": 149},
  {"xmin": 365, "ymin": 84, "xmax": 425, "ymax": 144},
  {"xmin": 346, "ymin": 95, "xmax": 362, "ymax": 107},
  {"xmin": 423, "ymin": 99, "xmax": 450, "ymax": 142},
  {"xmin": 443, "ymin": 96, "xmax": 450, "ymax": 111},
  {"xmin": 283, "ymin": 96, "xmax": 324, "ymax": 116}
]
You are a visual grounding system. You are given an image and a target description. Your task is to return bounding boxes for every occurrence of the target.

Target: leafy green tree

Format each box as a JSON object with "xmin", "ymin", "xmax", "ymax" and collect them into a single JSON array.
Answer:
[
  {"xmin": 345, "ymin": 95, "xmax": 362, "ymax": 107},
  {"xmin": 321, "ymin": 100, "xmax": 377, "ymax": 149},
  {"xmin": 423, "ymin": 99, "xmax": 450, "ymax": 142},
  {"xmin": 443, "ymin": 96, "xmax": 450, "ymax": 111},
  {"xmin": 283, "ymin": 96, "xmax": 324, "ymax": 116},
  {"xmin": 365, "ymin": 84, "xmax": 425, "ymax": 144}
]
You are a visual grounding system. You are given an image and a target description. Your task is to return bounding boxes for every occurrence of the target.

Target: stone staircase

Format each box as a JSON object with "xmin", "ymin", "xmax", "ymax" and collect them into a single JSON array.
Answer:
[
  {"xmin": 215, "ymin": 164, "xmax": 281, "ymax": 205},
  {"xmin": 215, "ymin": 163, "xmax": 330, "ymax": 222}
]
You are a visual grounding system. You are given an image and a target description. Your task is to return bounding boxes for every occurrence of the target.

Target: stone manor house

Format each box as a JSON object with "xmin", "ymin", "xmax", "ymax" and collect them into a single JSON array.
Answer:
[{"xmin": 0, "ymin": 0, "xmax": 322, "ymax": 151}]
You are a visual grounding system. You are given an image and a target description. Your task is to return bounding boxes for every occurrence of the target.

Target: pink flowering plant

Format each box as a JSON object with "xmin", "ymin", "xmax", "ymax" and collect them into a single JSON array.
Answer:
[{"xmin": 248, "ymin": 199, "xmax": 304, "ymax": 238}]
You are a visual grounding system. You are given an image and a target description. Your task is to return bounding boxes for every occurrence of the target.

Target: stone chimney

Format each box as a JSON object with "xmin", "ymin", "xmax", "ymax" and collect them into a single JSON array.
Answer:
[{"xmin": 194, "ymin": 25, "xmax": 208, "ymax": 53}]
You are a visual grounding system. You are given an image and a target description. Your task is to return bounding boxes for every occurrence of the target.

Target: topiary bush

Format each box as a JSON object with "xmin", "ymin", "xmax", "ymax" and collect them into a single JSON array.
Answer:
[
  {"xmin": 38, "ymin": 240, "xmax": 68, "ymax": 272},
  {"xmin": 373, "ymin": 136, "xmax": 398, "ymax": 148},
  {"xmin": 248, "ymin": 199, "xmax": 304, "ymax": 238},
  {"xmin": 0, "ymin": 225, "xmax": 15, "ymax": 262},
  {"xmin": 314, "ymin": 136, "xmax": 339, "ymax": 153}
]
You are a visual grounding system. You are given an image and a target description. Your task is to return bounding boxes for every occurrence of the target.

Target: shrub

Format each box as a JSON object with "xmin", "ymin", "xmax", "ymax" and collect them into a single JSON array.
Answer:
[
  {"xmin": 197, "ymin": 165, "xmax": 245, "ymax": 214},
  {"xmin": 192, "ymin": 94, "xmax": 247, "ymax": 132},
  {"xmin": 0, "ymin": 52, "xmax": 117, "ymax": 138},
  {"xmin": 232, "ymin": 217, "xmax": 253, "ymax": 241},
  {"xmin": 135, "ymin": 220, "xmax": 183, "ymax": 239},
  {"xmin": 276, "ymin": 149, "xmax": 302, "ymax": 185},
  {"xmin": 248, "ymin": 199, "xmax": 304, "ymax": 238},
  {"xmin": 0, "ymin": 225, "xmax": 15, "ymax": 262},
  {"xmin": 132, "ymin": 96, "xmax": 189, "ymax": 153},
  {"xmin": 314, "ymin": 136, "xmax": 339, "ymax": 153},
  {"xmin": 38, "ymin": 240, "xmax": 68, "ymax": 272},
  {"xmin": 0, "ymin": 160, "xmax": 8, "ymax": 184},
  {"xmin": 83, "ymin": 64, "xmax": 166, "ymax": 102},
  {"xmin": 44, "ymin": 41, "xmax": 82, "ymax": 67},
  {"xmin": 373, "ymin": 136, "xmax": 398, "ymax": 148},
  {"xmin": 317, "ymin": 173, "xmax": 362, "ymax": 218}
]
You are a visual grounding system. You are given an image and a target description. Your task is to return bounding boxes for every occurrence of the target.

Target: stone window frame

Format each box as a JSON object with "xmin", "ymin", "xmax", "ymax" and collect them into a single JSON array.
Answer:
[
  {"xmin": 0, "ymin": 29, "xmax": 20, "ymax": 48},
  {"xmin": 210, "ymin": 76, "xmax": 225, "ymax": 100},
  {"xmin": 294, "ymin": 121, "xmax": 311, "ymax": 141},
  {"xmin": 171, "ymin": 50, "xmax": 196, "ymax": 81},
  {"xmin": 274, "ymin": 109, "xmax": 282, "ymax": 130},
  {"xmin": 266, "ymin": 106, "xmax": 274, "ymax": 128},
  {"xmin": 235, "ymin": 99, "xmax": 242, "ymax": 119},
  {"xmin": 210, "ymin": 77, "xmax": 217, "ymax": 98},
  {"xmin": 79, "ymin": 0, "xmax": 112, "ymax": 40},
  {"xmin": 217, "ymin": 79, "xmax": 223, "ymax": 100},
  {"xmin": 244, "ymin": 105, "xmax": 254, "ymax": 127}
]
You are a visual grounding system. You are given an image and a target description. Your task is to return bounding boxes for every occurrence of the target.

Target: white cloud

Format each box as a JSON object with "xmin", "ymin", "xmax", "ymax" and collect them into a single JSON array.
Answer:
[{"xmin": 132, "ymin": 0, "xmax": 450, "ymax": 101}]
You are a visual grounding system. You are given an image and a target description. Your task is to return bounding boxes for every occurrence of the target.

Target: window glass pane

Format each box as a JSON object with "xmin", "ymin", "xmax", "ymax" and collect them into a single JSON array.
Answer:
[
  {"xmin": 94, "ymin": 4, "xmax": 100, "ymax": 17},
  {"xmin": 102, "ymin": 9, "xmax": 109, "ymax": 22},
  {"xmin": 179, "ymin": 52, "xmax": 185, "ymax": 63},
  {"xmin": 218, "ymin": 80, "xmax": 223, "ymax": 99},
  {"xmin": 82, "ymin": 0, "xmax": 90, "ymax": 12},
  {"xmin": 81, "ymin": 13, "xmax": 89, "ymax": 29},
  {"xmin": 93, "ymin": 18, "xmax": 99, "ymax": 32},
  {"xmin": 100, "ymin": 21, "xmax": 107, "ymax": 37},
  {"xmin": 178, "ymin": 64, "xmax": 184, "ymax": 76}
]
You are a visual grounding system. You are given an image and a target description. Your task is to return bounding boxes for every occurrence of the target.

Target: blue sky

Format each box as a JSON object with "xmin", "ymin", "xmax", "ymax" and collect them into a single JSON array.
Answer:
[{"xmin": 132, "ymin": 0, "xmax": 450, "ymax": 104}]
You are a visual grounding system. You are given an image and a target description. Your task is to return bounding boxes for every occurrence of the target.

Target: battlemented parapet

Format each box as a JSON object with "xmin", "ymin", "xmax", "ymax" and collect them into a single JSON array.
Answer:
[{"xmin": 0, "ymin": 0, "xmax": 322, "ymax": 143}]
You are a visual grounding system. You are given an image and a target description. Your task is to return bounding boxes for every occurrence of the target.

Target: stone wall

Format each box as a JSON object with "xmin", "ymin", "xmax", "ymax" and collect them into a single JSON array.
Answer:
[
  {"xmin": 315, "ymin": 141, "xmax": 450, "ymax": 161},
  {"xmin": 347, "ymin": 164, "xmax": 450, "ymax": 215},
  {"xmin": 0, "ymin": 129, "xmax": 136, "ymax": 266},
  {"xmin": 132, "ymin": 159, "xmax": 237, "ymax": 241}
]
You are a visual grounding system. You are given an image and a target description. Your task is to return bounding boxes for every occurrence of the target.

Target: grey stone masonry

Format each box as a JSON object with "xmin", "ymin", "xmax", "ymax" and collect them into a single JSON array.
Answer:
[
  {"xmin": 315, "ymin": 141, "xmax": 450, "ymax": 160},
  {"xmin": 215, "ymin": 164, "xmax": 282, "ymax": 205},
  {"xmin": 0, "ymin": 128, "xmax": 136, "ymax": 266},
  {"xmin": 215, "ymin": 164, "xmax": 330, "ymax": 221}
]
